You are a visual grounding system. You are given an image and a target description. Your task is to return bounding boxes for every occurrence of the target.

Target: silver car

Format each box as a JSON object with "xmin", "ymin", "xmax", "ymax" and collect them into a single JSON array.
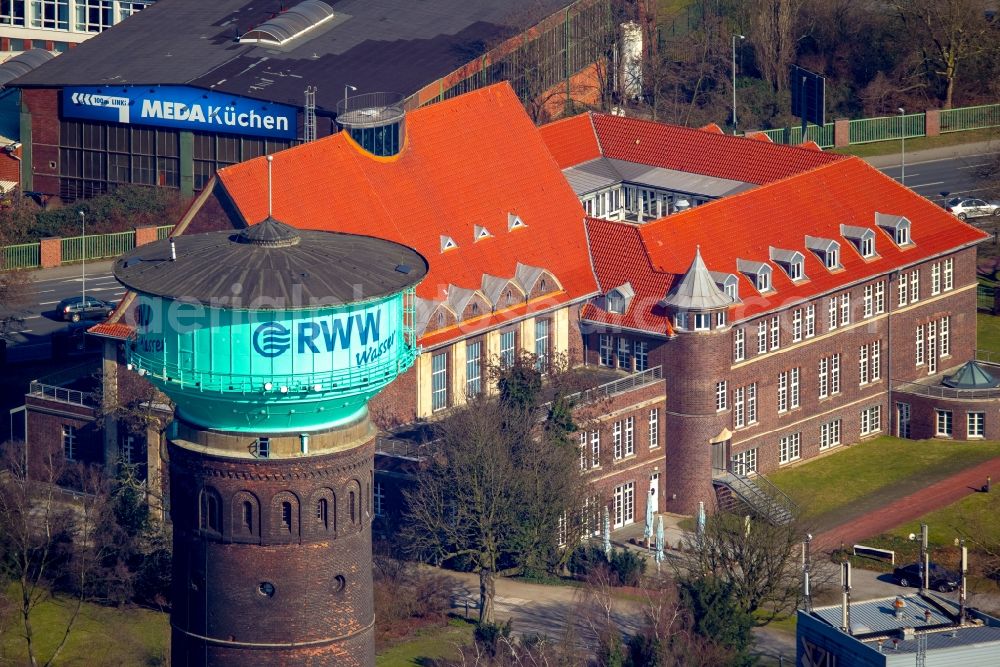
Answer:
[{"xmin": 944, "ymin": 197, "xmax": 1000, "ymax": 220}]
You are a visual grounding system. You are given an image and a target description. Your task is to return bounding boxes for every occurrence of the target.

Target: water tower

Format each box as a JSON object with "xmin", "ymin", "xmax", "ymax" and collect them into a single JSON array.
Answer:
[{"xmin": 113, "ymin": 214, "xmax": 426, "ymax": 666}]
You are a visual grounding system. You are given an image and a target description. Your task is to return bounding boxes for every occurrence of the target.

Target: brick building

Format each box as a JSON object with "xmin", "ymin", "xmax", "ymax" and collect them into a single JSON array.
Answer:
[{"xmin": 21, "ymin": 80, "xmax": 994, "ymax": 536}]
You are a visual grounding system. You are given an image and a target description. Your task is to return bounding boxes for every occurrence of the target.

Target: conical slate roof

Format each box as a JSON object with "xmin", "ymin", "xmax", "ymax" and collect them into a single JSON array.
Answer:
[
  {"xmin": 942, "ymin": 361, "xmax": 1000, "ymax": 389},
  {"xmin": 662, "ymin": 247, "xmax": 733, "ymax": 310}
]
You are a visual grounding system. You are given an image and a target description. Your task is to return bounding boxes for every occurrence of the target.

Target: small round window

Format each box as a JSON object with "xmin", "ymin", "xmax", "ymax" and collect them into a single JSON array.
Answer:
[
  {"xmin": 333, "ymin": 575, "xmax": 346, "ymax": 594},
  {"xmin": 258, "ymin": 581, "xmax": 276, "ymax": 598}
]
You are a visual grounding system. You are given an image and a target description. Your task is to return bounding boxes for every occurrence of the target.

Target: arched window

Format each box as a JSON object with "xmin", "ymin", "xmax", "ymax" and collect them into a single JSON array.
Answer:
[
  {"xmin": 316, "ymin": 498, "xmax": 328, "ymax": 530},
  {"xmin": 349, "ymin": 491, "xmax": 356, "ymax": 524},
  {"xmin": 200, "ymin": 488, "xmax": 221, "ymax": 533},
  {"xmin": 232, "ymin": 491, "xmax": 260, "ymax": 540},
  {"xmin": 271, "ymin": 491, "xmax": 300, "ymax": 539},
  {"xmin": 281, "ymin": 502, "xmax": 292, "ymax": 532},
  {"xmin": 243, "ymin": 501, "xmax": 254, "ymax": 534}
]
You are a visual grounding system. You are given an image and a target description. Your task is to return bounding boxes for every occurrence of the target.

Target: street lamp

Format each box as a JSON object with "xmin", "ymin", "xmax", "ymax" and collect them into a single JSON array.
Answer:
[
  {"xmin": 898, "ymin": 107, "xmax": 906, "ymax": 186},
  {"xmin": 79, "ymin": 210, "xmax": 86, "ymax": 303},
  {"xmin": 344, "ymin": 84, "xmax": 357, "ymax": 114},
  {"xmin": 732, "ymin": 34, "xmax": 745, "ymax": 132}
]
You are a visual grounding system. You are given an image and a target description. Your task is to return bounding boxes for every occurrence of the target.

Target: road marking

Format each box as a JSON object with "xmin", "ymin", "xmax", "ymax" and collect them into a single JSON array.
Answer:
[
  {"xmin": 32, "ymin": 289, "xmax": 56, "ymax": 294},
  {"xmin": 911, "ymin": 181, "xmax": 945, "ymax": 188},
  {"xmin": 39, "ymin": 300, "xmax": 60, "ymax": 305},
  {"xmin": 23, "ymin": 315, "xmax": 42, "ymax": 320},
  {"xmin": 889, "ymin": 151, "xmax": 1000, "ymax": 167},
  {"xmin": 957, "ymin": 163, "xmax": 989, "ymax": 170}
]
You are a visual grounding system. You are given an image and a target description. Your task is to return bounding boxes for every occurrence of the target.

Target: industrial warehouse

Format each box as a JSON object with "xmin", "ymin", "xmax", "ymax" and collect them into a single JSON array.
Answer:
[{"xmin": 18, "ymin": 80, "xmax": 991, "ymax": 541}]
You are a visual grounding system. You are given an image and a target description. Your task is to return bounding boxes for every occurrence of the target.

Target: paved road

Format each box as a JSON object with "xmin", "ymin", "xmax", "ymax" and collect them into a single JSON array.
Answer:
[
  {"xmin": 1, "ymin": 260, "xmax": 122, "ymax": 362},
  {"xmin": 866, "ymin": 139, "xmax": 999, "ymax": 203}
]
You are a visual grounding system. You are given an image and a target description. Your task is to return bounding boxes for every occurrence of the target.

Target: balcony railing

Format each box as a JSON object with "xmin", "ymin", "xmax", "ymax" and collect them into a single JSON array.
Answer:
[
  {"xmin": 28, "ymin": 381, "xmax": 96, "ymax": 407},
  {"xmin": 375, "ymin": 436, "xmax": 431, "ymax": 460},
  {"xmin": 892, "ymin": 378, "xmax": 1000, "ymax": 400},
  {"xmin": 560, "ymin": 365, "xmax": 663, "ymax": 406}
]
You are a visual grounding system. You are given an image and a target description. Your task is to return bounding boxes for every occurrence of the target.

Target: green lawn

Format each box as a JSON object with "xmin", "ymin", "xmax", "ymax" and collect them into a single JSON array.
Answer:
[
  {"xmin": 978, "ymin": 312, "xmax": 1000, "ymax": 356},
  {"xmin": 376, "ymin": 617, "xmax": 473, "ymax": 666},
  {"xmin": 767, "ymin": 436, "xmax": 1000, "ymax": 525},
  {"xmin": 830, "ymin": 128, "xmax": 998, "ymax": 159},
  {"xmin": 0, "ymin": 587, "xmax": 169, "ymax": 666}
]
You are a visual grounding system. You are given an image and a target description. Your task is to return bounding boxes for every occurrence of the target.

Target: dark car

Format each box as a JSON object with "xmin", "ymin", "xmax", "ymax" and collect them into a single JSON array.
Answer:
[
  {"xmin": 56, "ymin": 296, "xmax": 114, "ymax": 322},
  {"xmin": 892, "ymin": 562, "xmax": 959, "ymax": 592}
]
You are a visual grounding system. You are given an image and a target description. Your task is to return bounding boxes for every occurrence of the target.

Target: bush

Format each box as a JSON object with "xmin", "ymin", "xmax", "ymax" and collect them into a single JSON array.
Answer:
[
  {"xmin": 373, "ymin": 555, "xmax": 453, "ymax": 640},
  {"xmin": 567, "ymin": 544, "xmax": 647, "ymax": 586},
  {"xmin": 474, "ymin": 618, "xmax": 513, "ymax": 657}
]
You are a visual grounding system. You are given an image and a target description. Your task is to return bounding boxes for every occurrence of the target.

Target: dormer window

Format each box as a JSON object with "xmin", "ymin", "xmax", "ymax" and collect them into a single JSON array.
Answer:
[
  {"xmin": 841, "ymin": 225, "xmax": 876, "ymax": 259},
  {"xmin": 604, "ymin": 283, "xmax": 634, "ymax": 315},
  {"xmin": 710, "ymin": 272, "xmax": 739, "ymax": 302},
  {"xmin": 440, "ymin": 235, "xmax": 457, "ymax": 252},
  {"xmin": 508, "ymin": 212, "xmax": 527, "ymax": 231},
  {"xmin": 875, "ymin": 213, "xmax": 913, "ymax": 247},
  {"xmin": 769, "ymin": 248, "xmax": 806, "ymax": 282},
  {"xmin": 806, "ymin": 236, "xmax": 841, "ymax": 270},
  {"xmin": 737, "ymin": 259, "xmax": 773, "ymax": 294}
]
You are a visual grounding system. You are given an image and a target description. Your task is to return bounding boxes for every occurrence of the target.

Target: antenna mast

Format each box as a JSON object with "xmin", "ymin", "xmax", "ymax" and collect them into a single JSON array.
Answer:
[
  {"xmin": 267, "ymin": 155, "xmax": 273, "ymax": 217},
  {"xmin": 304, "ymin": 86, "xmax": 317, "ymax": 142}
]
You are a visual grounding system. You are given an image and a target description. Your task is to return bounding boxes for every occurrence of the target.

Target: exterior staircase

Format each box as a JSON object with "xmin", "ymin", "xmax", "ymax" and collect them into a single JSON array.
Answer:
[{"xmin": 713, "ymin": 470, "xmax": 797, "ymax": 525}]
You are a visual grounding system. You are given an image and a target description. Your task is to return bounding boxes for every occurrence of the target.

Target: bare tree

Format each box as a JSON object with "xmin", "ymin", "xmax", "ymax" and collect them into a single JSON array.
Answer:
[
  {"xmin": 0, "ymin": 441, "xmax": 108, "ymax": 667},
  {"xmin": 744, "ymin": 0, "xmax": 804, "ymax": 93},
  {"xmin": 888, "ymin": 0, "xmax": 998, "ymax": 109}
]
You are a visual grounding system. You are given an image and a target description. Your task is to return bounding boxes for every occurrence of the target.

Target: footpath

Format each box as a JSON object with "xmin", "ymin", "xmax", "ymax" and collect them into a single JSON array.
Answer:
[{"xmin": 862, "ymin": 139, "xmax": 997, "ymax": 169}]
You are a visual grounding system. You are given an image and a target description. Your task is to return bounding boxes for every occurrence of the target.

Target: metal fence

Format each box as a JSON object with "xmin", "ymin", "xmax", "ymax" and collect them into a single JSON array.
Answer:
[
  {"xmin": 561, "ymin": 365, "xmax": 663, "ymax": 406},
  {"xmin": 978, "ymin": 284, "xmax": 996, "ymax": 312},
  {"xmin": 849, "ymin": 111, "xmax": 925, "ymax": 145},
  {"xmin": 2, "ymin": 242, "xmax": 41, "ymax": 270},
  {"xmin": 28, "ymin": 380, "xmax": 94, "ymax": 407},
  {"xmin": 940, "ymin": 104, "xmax": 1000, "ymax": 133},
  {"xmin": 156, "ymin": 224, "xmax": 173, "ymax": 240},
  {"xmin": 752, "ymin": 124, "xmax": 835, "ymax": 148}
]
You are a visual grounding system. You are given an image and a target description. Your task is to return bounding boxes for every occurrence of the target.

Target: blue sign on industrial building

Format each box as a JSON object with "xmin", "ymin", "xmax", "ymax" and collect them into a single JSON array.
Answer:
[{"xmin": 61, "ymin": 85, "xmax": 298, "ymax": 140}]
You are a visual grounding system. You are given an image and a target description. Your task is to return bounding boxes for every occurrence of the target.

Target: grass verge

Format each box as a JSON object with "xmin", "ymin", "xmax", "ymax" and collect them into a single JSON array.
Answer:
[
  {"xmin": 376, "ymin": 616, "xmax": 473, "ymax": 666},
  {"xmin": 767, "ymin": 436, "xmax": 1000, "ymax": 523},
  {"xmin": 978, "ymin": 312, "xmax": 1000, "ymax": 355},
  {"xmin": 830, "ymin": 128, "xmax": 998, "ymax": 159},
  {"xmin": 0, "ymin": 586, "xmax": 169, "ymax": 666}
]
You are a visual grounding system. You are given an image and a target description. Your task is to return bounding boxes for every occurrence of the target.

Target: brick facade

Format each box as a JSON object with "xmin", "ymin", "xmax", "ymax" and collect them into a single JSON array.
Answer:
[{"xmin": 21, "ymin": 88, "xmax": 60, "ymax": 197}]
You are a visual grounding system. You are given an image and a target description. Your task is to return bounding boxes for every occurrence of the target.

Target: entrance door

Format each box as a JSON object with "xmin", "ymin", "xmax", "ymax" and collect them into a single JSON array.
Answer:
[
  {"xmin": 897, "ymin": 402, "xmax": 911, "ymax": 438},
  {"xmin": 711, "ymin": 439, "xmax": 730, "ymax": 473}
]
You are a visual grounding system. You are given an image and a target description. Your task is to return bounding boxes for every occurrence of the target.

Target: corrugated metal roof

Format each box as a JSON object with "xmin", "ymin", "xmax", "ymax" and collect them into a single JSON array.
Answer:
[
  {"xmin": 864, "ymin": 625, "xmax": 1000, "ymax": 656},
  {"xmin": 812, "ymin": 594, "xmax": 955, "ymax": 635}
]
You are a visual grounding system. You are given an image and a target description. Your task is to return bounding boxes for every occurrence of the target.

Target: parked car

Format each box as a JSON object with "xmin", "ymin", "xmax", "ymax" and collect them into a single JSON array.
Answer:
[
  {"xmin": 56, "ymin": 296, "xmax": 115, "ymax": 322},
  {"xmin": 943, "ymin": 197, "xmax": 1000, "ymax": 221},
  {"xmin": 892, "ymin": 562, "xmax": 959, "ymax": 592}
]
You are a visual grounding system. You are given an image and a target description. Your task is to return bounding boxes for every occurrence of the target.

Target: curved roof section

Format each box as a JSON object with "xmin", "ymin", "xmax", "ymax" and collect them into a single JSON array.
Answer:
[
  {"xmin": 113, "ymin": 221, "xmax": 427, "ymax": 307},
  {"xmin": 943, "ymin": 361, "xmax": 1000, "ymax": 389},
  {"xmin": 216, "ymin": 82, "xmax": 598, "ymax": 321},
  {"xmin": 239, "ymin": 0, "xmax": 335, "ymax": 45},
  {"xmin": 0, "ymin": 49, "xmax": 55, "ymax": 87}
]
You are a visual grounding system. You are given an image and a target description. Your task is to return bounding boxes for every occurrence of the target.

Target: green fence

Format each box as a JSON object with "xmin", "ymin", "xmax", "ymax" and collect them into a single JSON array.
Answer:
[
  {"xmin": 156, "ymin": 224, "xmax": 173, "ymax": 240},
  {"xmin": 940, "ymin": 104, "xmax": 1000, "ymax": 133},
  {"xmin": 849, "ymin": 112, "xmax": 924, "ymax": 145},
  {"xmin": 2, "ymin": 242, "xmax": 41, "ymax": 270},
  {"xmin": 978, "ymin": 284, "xmax": 996, "ymax": 312},
  {"xmin": 753, "ymin": 124, "xmax": 835, "ymax": 148},
  {"xmin": 61, "ymin": 230, "xmax": 135, "ymax": 263}
]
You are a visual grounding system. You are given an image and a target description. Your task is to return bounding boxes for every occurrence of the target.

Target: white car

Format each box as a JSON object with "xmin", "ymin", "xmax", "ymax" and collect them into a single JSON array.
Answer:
[{"xmin": 944, "ymin": 197, "xmax": 1000, "ymax": 221}]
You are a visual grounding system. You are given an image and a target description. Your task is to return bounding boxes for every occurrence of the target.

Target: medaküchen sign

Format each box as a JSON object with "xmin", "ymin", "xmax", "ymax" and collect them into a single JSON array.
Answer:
[{"xmin": 62, "ymin": 85, "xmax": 297, "ymax": 140}]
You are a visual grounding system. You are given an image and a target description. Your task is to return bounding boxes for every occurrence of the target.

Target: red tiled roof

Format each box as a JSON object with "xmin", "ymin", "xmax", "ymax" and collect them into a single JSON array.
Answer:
[
  {"xmin": 537, "ymin": 112, "xmax": 601, "ymax": 169},
  {"xmin": 88, "ymin": 322, "xmax": 134, "ymax": 339},
  {"xmin": 585, "ymin": 157, "xmax": 988, "ymax": 328},
  {"xmin": 217, "ymin": 83, "xmax": 598, "ymax": 346}
]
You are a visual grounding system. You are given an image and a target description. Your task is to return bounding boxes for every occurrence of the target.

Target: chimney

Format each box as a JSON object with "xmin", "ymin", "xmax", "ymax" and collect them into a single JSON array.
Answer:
[{"xmin": 169, "ymin": 237, "xmax": 176, "ymax": 261}]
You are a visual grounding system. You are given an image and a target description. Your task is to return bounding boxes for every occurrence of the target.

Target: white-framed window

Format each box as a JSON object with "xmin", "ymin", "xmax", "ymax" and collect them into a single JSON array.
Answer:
[
  {"xmin": 828, "ymin": 297, "xmax": 838, "ymax": 330},
  {"xmin": 616, "ymin": 336, "xmax": 630, "ymax": 370},
  {"xmin": 716, "ymin": 381, "xmax": 728, "ymax": 411},
  {"xmin": 613, "ymin": 481, "xmax": 635, "ymax": 528},
  {"xmin": 466, "ymin": 340, "xmax": 482, "ymax": 397},
  {"xmin": 779, "ymin": 432, "xmax": 801, "ymax": 464},
  {"xmin": 968, "ymin": 412, "xmax": 985, "ymax": 438},
  {"xmin": 910, "ymin": 269, "xmax": 920, "ymax": 303},
  {"xmin": 770, "ymin": 316, "xmax": 780, "ymax": 351},
  {"xmin": 792, "ymin": 309, "xmax": 802, "ymax": 342},
  {"xmin": 943, "ymin": 258, "xmax": 954, "ymax": 291},
  {"xmin": 431, "ymin": 352, "xmax": 448, "ymax": 411},
  {"xmin": 940, "ymin": 316, "xmax": 950, "ymax": 357},
  {"xmin": 864, "ymin": 284, "xmax": 873, "ymax": 318},
  {"xmin": 578, "ymin": 432, "xmax": 588, "ymax": 471},
  {"xmin": 557, "ymin": 513, "xmax": 568, "ymax": 547},
  {"xmin": 861, "ymin": 235, "xmax": 875, "ymax": 258},
  {"xmin": 831, "ymin": 354, "xmax": 841, "ymax": 394},
  {"xmin": 613, "ymin": 421, "xmax": 623, "ymax": 460},
  {"xmin": 649, "ymin": 409, "xmax": 659, "ymax": 449},
  {"xmin": 825, "ymin": 247, "xmax": 840, "ymax": 269},
  {"xmin": 732, "ymin": 386, "xmax": 744, "ymax": 428},
  {"xmin": 840, "ymin": 293, "xmax": 850, "ymax": 326},
  {"xmin": 634, "ymin": 341, "xmax": 649, "ymax": 371},
  {"xmin": 897, "ymin": 402, "xmax": 912, "ymax": 439},
  {"xmin": 820, "ymin": 420, "xmax": 841, "ymax": 450},
  {"xmin": 732, "ymin": 448, "xmax": 758, "ymax": 476},
  {"xmin": 898, "ymin": 275, "xmax": 908, "ymax": 307},
  {"xmin": 818, "ymin": 357, "xmax": 829, "ymax": 399},
  {"xmin": 590, "ymin": 430, "xmax": 600, "ymax": 468},
  {"xmin": 872, "ymin": 340, "xmax": 881, "ymax": 381},
  {"xmin": 859, "ymin": 344, "xmax": 869, "ymax": 385},
  {"xmin": 931, "ymin": 263, "xmax": 941, "ymax": 295},
  {"xmin": 734, "ymin": 328, "xmax": 745, "ymax": 362},
  {"xmin": 535, "ymin": 319, "xmax": 550, "ymax": 372},
  {"xmin": 790, "ymin": 367, "xmax": 800, "ymax": 409},
  {"xmin": 875, "ymin": 282, "xmax": 885, "ymax": 314},
  {"xmin": 757, "ymin": 321, "xmax": 767, "ymax": 354},
  {"xmin": 756, "ymin": 268, "xmax": 771, "ymax": 292},
  {"xmin": 861, "ymin": 405, "xmax": 882, "ymax": 436},
  {"xmin": 606, "ymin": 291, "xmax": 625, "ymax": 314},
  {"xmin": 895, "ymin": 224, "xmax": 910, "ymax": 245},
  {"xmin": 928, "ymin": 320, "xmax": 937, "ymax": 374},
  {"xmin": 936, "ymin": 409, "xmax": 953, "ymax": 437},
  {"xmin": 694, "ymin": 312, "xmax": 712, "ymax": 331},
  {"xmin": 374, "ymin": 482, "xmax": 385, "ymax": 518},
  {"xmin": 500, "ymin": 330, "xmax": 516, "ymax": 368},
  {"xmin": 674, "ymin": 312, "xmax": 688, "ymax": 330},
  {"xmin": 916, "ymin": 325, "xmax": 925, "ymax": 366},
  {"xmin": 624, "ymin": 416, "xmax": 635, "ymax": 457},
  {"xmin": 599, "ymin": 334, "xmax": 613, "ymax": 366},
  {"xmin": 805, "ymin": 305, "xmax": 816, "ymax": 338},
  {"xmin": 777, "ymin": 371, "xmax": 788, "ymax": 413},
  {"xmin": 62, "ymin": 425, "xmax": 76, "ymax": 461},
  {"xmin": 716, "ymin": 311, "xmax": 727, "ymax": 328},
  {"xmin": 747, "ymin": 383, "xmax": 758, "ymax": 424}
]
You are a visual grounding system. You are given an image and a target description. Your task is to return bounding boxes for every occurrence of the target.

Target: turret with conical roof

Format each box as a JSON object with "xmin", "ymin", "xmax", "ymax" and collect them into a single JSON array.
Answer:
[{"xmin": 663, "ymin": 247, "xmax": 733, "ymax": 333}]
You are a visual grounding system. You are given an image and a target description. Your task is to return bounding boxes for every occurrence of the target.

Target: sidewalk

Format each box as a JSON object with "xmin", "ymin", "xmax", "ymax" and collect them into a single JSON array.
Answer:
[
  {"xmin": 863, "ymin": 139, "xmax": 998, "ymax": 169},
  {"xmin": 814, "ymin": 454, "xmax": 1000, "ymax": 551}
]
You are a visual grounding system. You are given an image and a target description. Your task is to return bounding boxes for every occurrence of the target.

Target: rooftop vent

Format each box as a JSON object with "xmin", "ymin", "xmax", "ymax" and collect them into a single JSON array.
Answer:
[
  {"xmin": 508, "ymin": 213, "xmax": 527, "ymax": 231},
  {"xmin": 440, "ymin": 235, "xmax": 457, "ymax": 252},
  {"xmin": 474, "ymin": 225, "xmax": 492, "ymax": 241},
  {"xmin": 239, "ymin": 0, "xmax": 336, "ymax": 46}
]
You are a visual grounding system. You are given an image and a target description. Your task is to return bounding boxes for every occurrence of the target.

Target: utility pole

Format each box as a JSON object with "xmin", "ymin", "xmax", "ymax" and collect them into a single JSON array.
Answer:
[
  {"xmin": 899, "ymin": 107, "xmax": 906, "ymax": 186},
  {"xmin": 79, "ymin": 210, "xmax": 86, "ymax": 303},
  {"xmin": 731, "ymin": 34, "xmax": 744, "ymax": 132}
]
